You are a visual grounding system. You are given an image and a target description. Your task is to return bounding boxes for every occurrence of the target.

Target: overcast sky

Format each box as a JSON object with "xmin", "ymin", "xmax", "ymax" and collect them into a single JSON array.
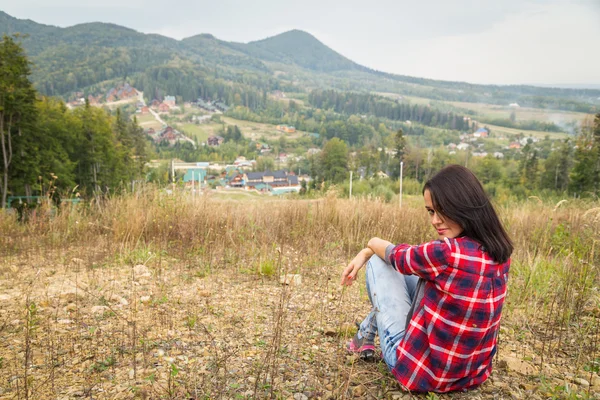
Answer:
[{"xmin": 1, "ymin": 0, "xmax": 599, "ymax": 86}]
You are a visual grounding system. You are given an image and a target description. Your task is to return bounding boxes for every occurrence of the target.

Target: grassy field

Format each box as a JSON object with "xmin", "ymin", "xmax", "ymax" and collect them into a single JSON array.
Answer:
[
  {"xmin": 175, "ymin": 123, "xmax": 211, "ymax": 143},
  {"xmin": 483, "ymin": 123, "xmax": 568, "ymax": 140},
  {"xmin": 1, "ymin": 190, "xmax": 600, "ymax": 399},
  {"xmin": 446, "ymin": 100, "xmax": 592, "ymax": 125},
  {"xmin": 164, "ymin": 115, "xmax": 306, "ymax": 144},
  {"xmin": 136, "ymin": 113, "xmax": 164, "ymax": 132},
  {"xmin": 221, "ymin": 117, "xmax": 306, "ymax": 141}
]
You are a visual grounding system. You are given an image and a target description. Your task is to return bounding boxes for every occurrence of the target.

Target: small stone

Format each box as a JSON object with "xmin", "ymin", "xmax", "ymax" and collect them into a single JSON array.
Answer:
[
  {"xmin": 323, "ymin": 327, "xmax": 337, "ymax": 337},
  {"xmin": 129, "ymin": 369, "xmax": 135, "ymax": 379},
  {"xmin": 140, "ymin": 296, "xmax": 151, "ymax": 304},
  {"xmin": 293, "ymin": 394, "xmax": 308, "ymax": 400},
  {"xmin": 353, "ymin": 385, "xmax": 365, "ymax": 397},
  {"xmin": 64, "ymin": 303, "xmax": 77, "ymax": 312},
  {"xmin": 247, "ymin": 376, "xmax": 256, "ymax": 384},
  {"xmin": 57, "ymin": 319, "xmax": 73, "ymax": 324},
  {"xmin": 574, "ymin": 378, "xmax": 590, "ymax": 388}
]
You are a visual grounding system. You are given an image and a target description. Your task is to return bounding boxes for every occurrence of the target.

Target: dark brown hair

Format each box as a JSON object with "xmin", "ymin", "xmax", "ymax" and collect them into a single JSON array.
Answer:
[{"xmin": 423, "ymin": 165, "xmax": 513, "ymax": 263}]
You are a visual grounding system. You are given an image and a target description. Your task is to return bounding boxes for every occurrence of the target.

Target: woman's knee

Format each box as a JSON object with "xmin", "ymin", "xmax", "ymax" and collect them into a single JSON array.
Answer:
[
  {"xmin": 366, "ymin": 254, "xmax": 387, "ymax": 287},
  {"xmin": 367, "ymin": 254, "xmax": 388, "ymax": 275}
]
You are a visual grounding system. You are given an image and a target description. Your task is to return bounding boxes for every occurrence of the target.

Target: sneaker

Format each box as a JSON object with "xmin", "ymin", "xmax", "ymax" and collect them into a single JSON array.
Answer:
[{"xmin": 347, "ymin": 333, "xmax": 376, "ymax": 361}]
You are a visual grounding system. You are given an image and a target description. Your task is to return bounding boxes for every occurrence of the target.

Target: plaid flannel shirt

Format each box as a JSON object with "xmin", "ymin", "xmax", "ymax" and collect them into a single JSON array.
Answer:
[{"xmin": 388, "ymin": 236, "xmax": 510, "ymax": 393}]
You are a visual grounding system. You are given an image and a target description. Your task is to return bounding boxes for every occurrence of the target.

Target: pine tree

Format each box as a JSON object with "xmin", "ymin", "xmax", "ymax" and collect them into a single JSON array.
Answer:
[
  {"xmin": 0, "ymin": 35, "xmax": 38, "ymax": 207},
  {"xmin": 569, "ymin": 115, "xmax": 599, "ymax": 197}
]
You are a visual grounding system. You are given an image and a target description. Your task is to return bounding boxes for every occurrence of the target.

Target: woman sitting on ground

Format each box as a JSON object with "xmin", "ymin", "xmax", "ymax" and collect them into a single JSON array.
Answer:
[{"xmin": 341, "ymin": 164, "xmax": 513, "ymax": 393}]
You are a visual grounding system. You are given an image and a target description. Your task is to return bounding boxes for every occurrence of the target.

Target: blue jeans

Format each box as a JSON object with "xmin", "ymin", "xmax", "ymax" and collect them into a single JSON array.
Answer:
[{"xmin": 358, "ymin": 255, "xmax": 419, "ymax": 369}]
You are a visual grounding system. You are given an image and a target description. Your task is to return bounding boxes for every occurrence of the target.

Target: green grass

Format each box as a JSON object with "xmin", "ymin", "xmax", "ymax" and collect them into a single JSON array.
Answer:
[
  {"xmin": 135, "ymin": 114, "xmax": 157, "ymax": 124},
  {"xmin": 209, "ymin": 191, "xmax": 265, "ymax": 201},
  {"xmin": 176, "ymin": 123, "xmax": 210, "ymax": 143},
  {"xmin": 483, "ymin": 123, "xmax": 568, "ymax": 140}
]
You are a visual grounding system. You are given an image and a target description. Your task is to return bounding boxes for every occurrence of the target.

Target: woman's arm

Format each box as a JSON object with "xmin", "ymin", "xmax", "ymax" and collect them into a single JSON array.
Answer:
[
  {"xmin": 340, "ymin": 237, "xmax": 393, "ymax": 286},
  {"xmin": 367, "ymin": 237, "xmax": 393, "ymax": 259}
]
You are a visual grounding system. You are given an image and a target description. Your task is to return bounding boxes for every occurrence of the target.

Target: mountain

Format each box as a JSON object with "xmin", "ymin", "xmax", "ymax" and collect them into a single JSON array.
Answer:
[
  {"xmin": 1, "ymin": 11, "xmax": 599, "ymax": 112},
  {"xmin": 233, "ymin": 30, "xmax": 366, "ymax": 73}
]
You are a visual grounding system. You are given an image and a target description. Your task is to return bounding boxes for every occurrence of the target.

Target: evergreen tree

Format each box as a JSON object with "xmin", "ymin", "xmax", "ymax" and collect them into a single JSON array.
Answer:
[
  {"xmin": 540, "ymin": 139, "xmax": 572, "ymax": 192},
  {"xmin": 0, "ymin": 35, "xmax": 38, "ymax": 207},
  {"xmin": 569, "ymin": 115, "xmax": 600, "ymax": 197},
  {"xmin": 320, "ymin": 138, "xmax": 348, "ymax": 183}
]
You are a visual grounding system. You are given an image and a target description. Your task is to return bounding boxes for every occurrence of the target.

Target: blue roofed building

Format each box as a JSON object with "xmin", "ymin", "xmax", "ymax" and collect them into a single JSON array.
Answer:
[{"xmin": 183, "ymin": 168, "xmax": 207, "ymax": 184}]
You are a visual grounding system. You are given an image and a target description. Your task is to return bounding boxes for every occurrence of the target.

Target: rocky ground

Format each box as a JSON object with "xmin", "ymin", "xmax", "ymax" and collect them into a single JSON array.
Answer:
[{"xmin": 1, "ymin": 246, "xmax": 599, "ymax": 399}]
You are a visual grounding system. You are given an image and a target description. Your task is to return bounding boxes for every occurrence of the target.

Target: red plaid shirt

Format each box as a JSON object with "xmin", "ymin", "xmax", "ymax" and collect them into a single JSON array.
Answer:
[{"xmin": 388, "ymin": 236, "xmax": 510, "ymax": 393}]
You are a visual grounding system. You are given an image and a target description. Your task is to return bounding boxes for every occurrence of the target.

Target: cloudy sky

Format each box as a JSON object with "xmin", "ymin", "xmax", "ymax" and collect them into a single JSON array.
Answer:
[{"xmin": 1, "ymin": 0, "xmax": 599, "ymax": 86}]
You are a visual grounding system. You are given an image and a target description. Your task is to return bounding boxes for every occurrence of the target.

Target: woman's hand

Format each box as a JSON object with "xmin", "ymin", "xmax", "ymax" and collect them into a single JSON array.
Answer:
[{"xmin": 341, "ymin": 248, "xmax": 374, "ymax": 286}]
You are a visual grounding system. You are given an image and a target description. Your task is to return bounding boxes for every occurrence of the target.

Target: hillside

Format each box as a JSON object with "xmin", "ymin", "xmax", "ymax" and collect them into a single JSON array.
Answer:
[
  {"xmin": 1, "ymin": 11, "xmax": 599, "ymax": 112},
  {"xmin": 234, "ymin": 29, "xmax": 366, "ymax": 72}
]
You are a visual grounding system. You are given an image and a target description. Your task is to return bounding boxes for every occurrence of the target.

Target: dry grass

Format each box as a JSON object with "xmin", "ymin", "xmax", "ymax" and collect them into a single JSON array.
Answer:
[{"xmin": 1, "ymin": 190, "xmax": 599, "ymax": 399}]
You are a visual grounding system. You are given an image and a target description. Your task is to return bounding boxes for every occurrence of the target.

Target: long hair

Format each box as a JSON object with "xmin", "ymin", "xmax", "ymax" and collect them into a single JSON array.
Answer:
[{"xmin": 423, "ymin": 165, "xmax": 513, "ymax": 263}]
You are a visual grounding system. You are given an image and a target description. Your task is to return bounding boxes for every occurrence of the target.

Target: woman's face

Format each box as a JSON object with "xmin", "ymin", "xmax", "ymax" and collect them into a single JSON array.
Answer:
[{"xmin": 424, "ymin": 189, "xmax": 464, "ymax": 240}]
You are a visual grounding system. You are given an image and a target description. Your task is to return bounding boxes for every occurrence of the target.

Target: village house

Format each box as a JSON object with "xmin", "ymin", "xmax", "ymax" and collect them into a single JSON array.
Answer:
[
  {"xmin": 277, "ymin": 125, "xmax": 296, "ymax": 133},
  {"xmin": 194, "ymin": 98, "xmax": 217, "ymax": 112},
  {"xmin": 154, "ymin": 126, "xmax": 188, "ymax": 146},
  {"xmin": 214, "ymin": 102, "xmax": 229, "ymax": 112},
  {"xmin": 234, "ymin": 156, "xmax": 256, "ymax": 168},
  {"xmin": 277, "ymin": 153, "xmax": 288, "ymax": 163},
  {"xmin": 207, "ymin": 135, "xmax": 225, "ymax": 146},
  {"xmin": 473, "ymin": 127, "xmax": 489, "ymax": 138},
  {"xmin": 106, "ymin": 83, "xmax": 137, "ymax": 102},
  {"xmin": 183, "ymin": 168, "xmax": 207, "ymax": 187},
  {"xmin": 140, "ymin": 106, "xmax": 149, "ymax": 115},
  {"xmin": 509, "ymin": 142, "xmax": 522, "ymax": 150},
  {"xmin": 158, "ymin": 103, "xmax": 170, "ymax": 113},
  {"xmin": 243, "ymin": 170, "xmax": 299, "ymax": 192},
  {"xmin": 87, "ymin": 95, "xmax": 101, "ymax": 105},
  {"xmin": 494, "ymin": 152, "xmax": 505, "ymax": 159},
  {"xmin": 457, "ymin": 143, "xmax": 470, "ymax": 151},
  {"xmin": 150, "ymin": 99, "xmax": 161, "ymax": 109},
  {"xmin": 254, "ymin": 143, "xmax": 271, "ymax": 154},
  {"xmin": 164, "ymin": 96, "xmax": 176, "ymax": 107}
]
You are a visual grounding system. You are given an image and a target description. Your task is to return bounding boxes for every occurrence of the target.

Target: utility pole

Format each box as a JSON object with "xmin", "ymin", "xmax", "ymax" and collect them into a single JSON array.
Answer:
[
  {"xmin": 399, "ymin": 161, "xmax": 404, "ymax": 208},
  {"xmin": 349, "ymin": 171, "xmax": 353, "ymax": 199},
  {"xmin": 171, "ymin": 159, "xmax": 175, "ymax": 184}
]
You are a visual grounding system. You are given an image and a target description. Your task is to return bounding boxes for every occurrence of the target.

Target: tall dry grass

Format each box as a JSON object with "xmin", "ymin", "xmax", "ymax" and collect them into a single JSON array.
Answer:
[{"xmin": 1, "ymin": 188, "xmax": 599, "ymax": 398}]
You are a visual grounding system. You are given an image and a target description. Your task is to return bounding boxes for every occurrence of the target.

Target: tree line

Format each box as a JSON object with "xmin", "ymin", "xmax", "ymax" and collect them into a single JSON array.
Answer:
[
  {"xmin": 0, "ymin": 35, "xmax": 148, "ymax": 208},
  {"xmin": 308, "ymin": 89, "xmax": 472, "ymax": 131}
]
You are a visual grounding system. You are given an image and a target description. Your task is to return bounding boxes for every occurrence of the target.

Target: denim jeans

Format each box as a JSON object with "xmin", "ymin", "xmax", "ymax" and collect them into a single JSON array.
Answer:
[{"xmin": 358, "ymin": 255, "xmax": 419, "ymax": 369}]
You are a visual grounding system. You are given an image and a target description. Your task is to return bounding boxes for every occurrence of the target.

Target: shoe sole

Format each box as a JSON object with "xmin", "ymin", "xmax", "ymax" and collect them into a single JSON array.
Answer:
[{"xmin": 347, "ymin": 340, "xmax": 377, "ymax": 362}]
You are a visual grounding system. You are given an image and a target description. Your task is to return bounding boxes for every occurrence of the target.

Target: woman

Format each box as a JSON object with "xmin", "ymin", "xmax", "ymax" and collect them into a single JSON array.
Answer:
[{"xmin": 341, "ymin": 165, "xmax": 513, "ymax": 393}]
